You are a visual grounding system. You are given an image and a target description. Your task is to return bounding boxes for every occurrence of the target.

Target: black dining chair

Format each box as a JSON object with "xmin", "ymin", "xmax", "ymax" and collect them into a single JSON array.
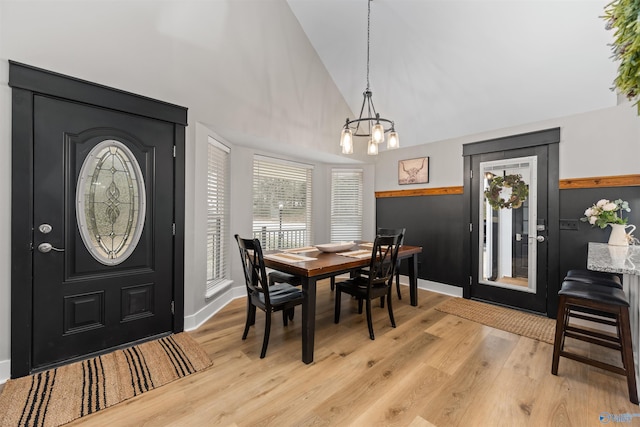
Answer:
[
  {"xmin": 354, "ymin": 228, "xmax": 405, "ymax": 306},
  {"xmin": 235, "ymin": 235, "xmax": 304, "ymax": 358},
  {"xmin": 334, "ymin": 232, "xmax": 402, "ymax": 340}
]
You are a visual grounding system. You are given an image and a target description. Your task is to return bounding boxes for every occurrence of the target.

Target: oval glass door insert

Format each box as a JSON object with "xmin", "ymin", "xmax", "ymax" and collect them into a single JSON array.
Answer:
[{"xmin": 76, "ymin": 140, "xmax": 146, "ymax": 265}]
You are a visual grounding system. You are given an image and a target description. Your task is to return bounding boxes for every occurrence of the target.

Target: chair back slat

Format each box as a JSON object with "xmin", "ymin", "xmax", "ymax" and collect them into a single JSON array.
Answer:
[
  {"xmin": 235, "ymin": 235, "xmax": 271, "ymax": 306},
  {"xmin": 367, "ymin": 232, "xmax": 402, "ymax": 289}
]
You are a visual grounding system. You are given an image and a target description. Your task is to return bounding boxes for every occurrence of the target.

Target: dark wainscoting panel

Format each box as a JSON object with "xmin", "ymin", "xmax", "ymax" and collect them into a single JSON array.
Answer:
[
  {"xmin": 376, "ymin": 182, "xmax": 639, "ymax": 298},
  {"xmin": 377, "ymin": 194, "xmax": 466, "ymax": 288},
  {"xmin": 559, "ymin": 186, "xmax": 640, "ymax": 279}
]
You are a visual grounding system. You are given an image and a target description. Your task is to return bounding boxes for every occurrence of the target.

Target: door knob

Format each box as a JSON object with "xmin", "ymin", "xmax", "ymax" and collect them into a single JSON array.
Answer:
[
  {"xmin": 536, "ymin": 235, "xmax": 545, "ymax": 243},
  {"xmin": 38, "ymin": 242, "xmax": 64, "ymax": 253}
]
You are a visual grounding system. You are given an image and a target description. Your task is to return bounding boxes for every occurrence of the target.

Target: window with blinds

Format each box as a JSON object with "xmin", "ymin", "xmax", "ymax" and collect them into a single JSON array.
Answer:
[
  {"xmin": 252, "ymin": 156, "xmax": 313, "ymax": 250},
  {"xmin": 330, "ymin": 169, "xmax": 363, "ymax": 242},
  {"xmin": 206, "ymin": 136, "xmax": 230, "ymax": 296}
]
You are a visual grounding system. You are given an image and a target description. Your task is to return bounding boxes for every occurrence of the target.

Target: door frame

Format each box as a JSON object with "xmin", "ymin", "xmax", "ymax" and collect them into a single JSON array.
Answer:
[
  {"xmin": 462, "ymin": 128, "xmax": 560, "ymax": 317},
  {"xmin": 9, "ymin": 61, "xmax": 187, "ymax": 378}
]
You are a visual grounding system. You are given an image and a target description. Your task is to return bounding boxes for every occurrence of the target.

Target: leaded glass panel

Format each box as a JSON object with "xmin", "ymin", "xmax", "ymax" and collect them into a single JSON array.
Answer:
[{"xmin": 76, "ymin": 140, "xmax": 146, "ymax": 265}]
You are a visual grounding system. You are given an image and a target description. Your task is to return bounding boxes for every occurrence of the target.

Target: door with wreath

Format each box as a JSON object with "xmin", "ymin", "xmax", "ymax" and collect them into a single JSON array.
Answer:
[{"xmin": 464, "ymin": 129, "xmax": 559, "ymax": 315}]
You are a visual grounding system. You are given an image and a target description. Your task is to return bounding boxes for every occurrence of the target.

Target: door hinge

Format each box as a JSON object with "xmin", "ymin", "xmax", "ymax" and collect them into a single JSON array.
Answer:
[
  {"xmin": 469, "ymin": 276, "xmax": 472, "ymax": 285},
  {"xmin": 469, "ymin": 223, "xmax": 473, "ymax": 232},
  {"xmin": 171, "ymin": 301, "xmax": 175, "ymax": 315},
  {"xmin": 173, "ymin": 146, "xmax": 176, "ymax": 158},
  {"xmin": 172, "ymin": 223, "xmax": 176, "ymax": 235},
  {"xmin": 470, "ymin": 170, "xmax": 473, "ymax": 179}
]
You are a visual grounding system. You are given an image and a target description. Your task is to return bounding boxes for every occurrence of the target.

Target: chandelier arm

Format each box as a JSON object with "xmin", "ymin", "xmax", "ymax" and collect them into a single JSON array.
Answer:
[
  {"xmin": 346, "ymin": 117, "xmax": 395, "ymax": 137},
  {"xmin": 368, "ymin": 94, "xmax": 379, "ymax": 122},
  {"xmin": 354, "ymin": 90, "xmax": 369, "ymax": 136}
]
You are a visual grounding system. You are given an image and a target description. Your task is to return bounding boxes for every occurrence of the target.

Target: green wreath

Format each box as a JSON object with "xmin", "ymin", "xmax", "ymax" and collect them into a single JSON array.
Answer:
[{"xmin": 484, "ymin": 174, "xmax": 529, "ymax": 210}]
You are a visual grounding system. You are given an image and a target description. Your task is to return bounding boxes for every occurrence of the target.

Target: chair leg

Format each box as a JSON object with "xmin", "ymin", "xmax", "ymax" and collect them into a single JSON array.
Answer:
[
  {"xmin": 619, "ymin": 307, "xmax": 639, "ymax": 404},
  {"xmin": 334, "ymin": 289, "xmax": 342, "ymax": 323},
  {"xmin": 282, "ymin": 309, "xmax": 288, "ymax": 326},
  {"xmin": 551, "ymin": 296, "xmax": 567, "ymax": 375},
  {"xmin": 288, "ymin": 307, "xmax": 295, "ymax": 321},
  {"xmin": 358, "ymin": 298, "xmax": 364, "ymax": 314},
  {"xmin": 242, "ymin": 302, "xmax": 255, "ymax": 340},
  {"xmin": 330, "ymin": 276, "xmax": 335, "ymax": 291},
  {"xmin": 382, "ymin": 273, "xmax": 402, "ymax": 307},
  {"xmin": 261, "ymin": 312, "xmax": 272, "ymax": 359},
  {"xmin": 366, "ymin": 298, "xmax": 375, "ymax": 340},
  {"xmin": 387, "ymin": 290, "xmax": 396, "ymax": 328},
  {"xmin": 248, "ymin": 300, "xmax": 257, "ymax": 326}
]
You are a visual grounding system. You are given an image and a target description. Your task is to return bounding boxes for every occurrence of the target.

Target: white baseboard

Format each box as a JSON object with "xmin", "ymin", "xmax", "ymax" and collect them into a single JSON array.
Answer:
[
  {"xmin": 398, "ymin": 275, "xmax": 463, "ymax": 298},
  {"xmin": 184, "ymin": 285, "xmax": 245, "ymax": 332},
  {"xmin": 0, "ymin": 358, "xmax": 10, "ymax": 384}
]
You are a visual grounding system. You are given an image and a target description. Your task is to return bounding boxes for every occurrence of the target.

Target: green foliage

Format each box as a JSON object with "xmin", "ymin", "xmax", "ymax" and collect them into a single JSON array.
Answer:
[
  {"xmin": 580, "ymin": 198, "xmax": 631, "ymax": 228},
  {"xmin": 484, "ymin": 174, "xmax": 529, "ymax": 210},
  {"xmin": 604, "ymin": 0, "xmax": 640, "ymax": 114}
]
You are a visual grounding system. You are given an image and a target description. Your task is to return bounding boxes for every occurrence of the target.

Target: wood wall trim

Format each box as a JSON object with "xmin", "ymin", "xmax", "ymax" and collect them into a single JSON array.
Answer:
[
  {"xmin": 559, "ymin": 174, "xmax": 640, "ymax": 189},
  {"xmin": 375, "ymin": 175, "xmax": 640, "ymax": 198},
  {"xmin": 375, "ymin": 186, "xmax": 464, "ymax": 198}
]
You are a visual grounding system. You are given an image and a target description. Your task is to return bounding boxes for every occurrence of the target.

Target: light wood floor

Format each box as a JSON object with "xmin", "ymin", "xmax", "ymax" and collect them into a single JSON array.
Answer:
[{"xmin": 37, "ymin": 280, "xmax": 640, "ymax": 425}]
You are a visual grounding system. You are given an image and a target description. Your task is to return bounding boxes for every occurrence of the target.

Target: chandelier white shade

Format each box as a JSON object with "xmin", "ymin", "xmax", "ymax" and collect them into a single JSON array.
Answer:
[{"xmin": 367, "ymin": 139, "xmax": 378, "ymax": 155}]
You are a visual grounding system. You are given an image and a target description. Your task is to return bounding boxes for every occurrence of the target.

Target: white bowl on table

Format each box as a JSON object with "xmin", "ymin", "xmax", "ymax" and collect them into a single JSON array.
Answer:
[{"xmin": 314, "ymin": 241, "xmax": 356, "ymax": 253}]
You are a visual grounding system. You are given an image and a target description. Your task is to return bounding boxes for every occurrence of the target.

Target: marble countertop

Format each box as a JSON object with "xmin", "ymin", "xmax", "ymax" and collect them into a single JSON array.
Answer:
[{"xmin": 587, "ymin": 242, "xmax": 640, "ymax": 276}]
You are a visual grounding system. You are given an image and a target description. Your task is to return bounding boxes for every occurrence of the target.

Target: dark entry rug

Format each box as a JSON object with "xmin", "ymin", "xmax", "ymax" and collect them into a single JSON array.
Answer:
[
  {"xmin": 0, "ymin": 333, "xmax": 212, "ymax": 427},
  {"xmin": 435, "ymin": 298, "xmax": 556, "ymax": 344}
]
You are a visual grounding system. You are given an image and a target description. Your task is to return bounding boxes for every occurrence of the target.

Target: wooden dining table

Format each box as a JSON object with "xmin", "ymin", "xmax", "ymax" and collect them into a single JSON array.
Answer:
[{"xmin": 263, "ymin": 243, "xmax": 423, "ymax": 364}]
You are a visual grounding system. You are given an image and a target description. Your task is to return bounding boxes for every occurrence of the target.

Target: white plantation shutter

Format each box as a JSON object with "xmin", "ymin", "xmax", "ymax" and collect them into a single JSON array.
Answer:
[
  {"xmin": 206, "ymin": 137, "xmax": 231, "ymax": 296},
  {"xmin": 330, "ymin": 169, "xmax": 363, "ymax": 241},
  {"xmin": 252, "ymin": 156, "xmax": 313, "ymax": 250}
]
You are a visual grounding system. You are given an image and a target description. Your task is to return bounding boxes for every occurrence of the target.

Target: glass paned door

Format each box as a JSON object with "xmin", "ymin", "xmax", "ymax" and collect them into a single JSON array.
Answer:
[
  {"xmin": 479, "ymin": 156, "xmax": 537, "ymax": 293},
  {"xmin": 469, "ymin": 146, "xmax": 548, "ymax": 314}
]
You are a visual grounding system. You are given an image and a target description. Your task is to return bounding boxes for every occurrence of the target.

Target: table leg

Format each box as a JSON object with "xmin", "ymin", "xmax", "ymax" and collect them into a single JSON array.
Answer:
[
  {"xmin": 624, "ymin": 274, "xmax": 640, "ymax": 386},
  {"xmin": 408, "ymin": 253, "xmax": 418, "ymax": 306},
  {"xmin": 301, "ymin": 276, "xmax": 317, "ymax": 364}
]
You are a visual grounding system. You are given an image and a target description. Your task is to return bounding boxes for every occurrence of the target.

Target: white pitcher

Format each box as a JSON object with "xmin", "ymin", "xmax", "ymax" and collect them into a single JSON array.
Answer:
[{"xmin": 608, "ymin": 223, "xmax": 636, "ymax": 246}]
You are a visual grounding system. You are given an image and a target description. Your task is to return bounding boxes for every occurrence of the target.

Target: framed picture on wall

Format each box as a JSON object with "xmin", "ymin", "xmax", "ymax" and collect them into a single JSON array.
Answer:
[{"xmin": 398, "ymin": 157, "xmax": 429, "ymax": 185}]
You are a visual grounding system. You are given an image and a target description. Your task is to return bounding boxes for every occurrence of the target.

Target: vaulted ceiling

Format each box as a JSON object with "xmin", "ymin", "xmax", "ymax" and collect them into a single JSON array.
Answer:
[{"xmin": 287, "ymin": 0, "xmax": 617, "ymax": 149}]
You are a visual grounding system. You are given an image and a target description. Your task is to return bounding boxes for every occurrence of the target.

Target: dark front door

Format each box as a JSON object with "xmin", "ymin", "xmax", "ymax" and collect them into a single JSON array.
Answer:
[
  {"xmin": 31, "ymin": 95, "xmax": 175, "ymax": 369},
  {"xmin": 470, "ymin": 145, "xmax": 549, "ymax": 313}
]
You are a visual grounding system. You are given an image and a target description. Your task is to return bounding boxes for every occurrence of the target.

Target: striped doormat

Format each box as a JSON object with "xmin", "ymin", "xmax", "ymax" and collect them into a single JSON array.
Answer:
[
  {"xmin": 0, "ymin": 333, "xmax": 212, "ymax": 427},
  {"xmin": 435, "ymin": 298, "xmax": 556, "ymax": 344}
]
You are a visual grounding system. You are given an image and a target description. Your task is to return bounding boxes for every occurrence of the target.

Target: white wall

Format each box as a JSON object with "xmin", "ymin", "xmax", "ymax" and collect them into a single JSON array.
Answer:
[
  {"xmin": 0, "ymin": 0, "xmax": 358, "ymax": 381},
  {"xmin": 375, "ymin": 102, "xmax": 640, "ymax": 190}
]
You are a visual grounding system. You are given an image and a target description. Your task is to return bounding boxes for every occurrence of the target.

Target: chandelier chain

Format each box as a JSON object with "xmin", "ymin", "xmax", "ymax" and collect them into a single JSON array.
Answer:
[{"xmin": 366, "ymin": 0, "xmax": 371, "ymax": 91}]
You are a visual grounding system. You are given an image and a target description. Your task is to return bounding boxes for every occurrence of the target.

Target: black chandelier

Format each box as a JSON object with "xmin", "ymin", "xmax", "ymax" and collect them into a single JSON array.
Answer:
[{"xmin": 340, "ymin": 0, "xmax": 399, "ymax": 155}]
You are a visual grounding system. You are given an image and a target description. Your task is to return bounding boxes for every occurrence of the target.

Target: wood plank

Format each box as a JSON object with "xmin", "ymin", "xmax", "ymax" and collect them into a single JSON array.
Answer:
[
  {"xmin": 43, "ymin": 282, "xmax": 640, "ymax": 426},
  {"xmin": 375, "ymin": 186, "xmax": 464, "ymax": 198},
  {"xmin": 559, "ymin": 174, "xmax": 640, "ymax": 189}
]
